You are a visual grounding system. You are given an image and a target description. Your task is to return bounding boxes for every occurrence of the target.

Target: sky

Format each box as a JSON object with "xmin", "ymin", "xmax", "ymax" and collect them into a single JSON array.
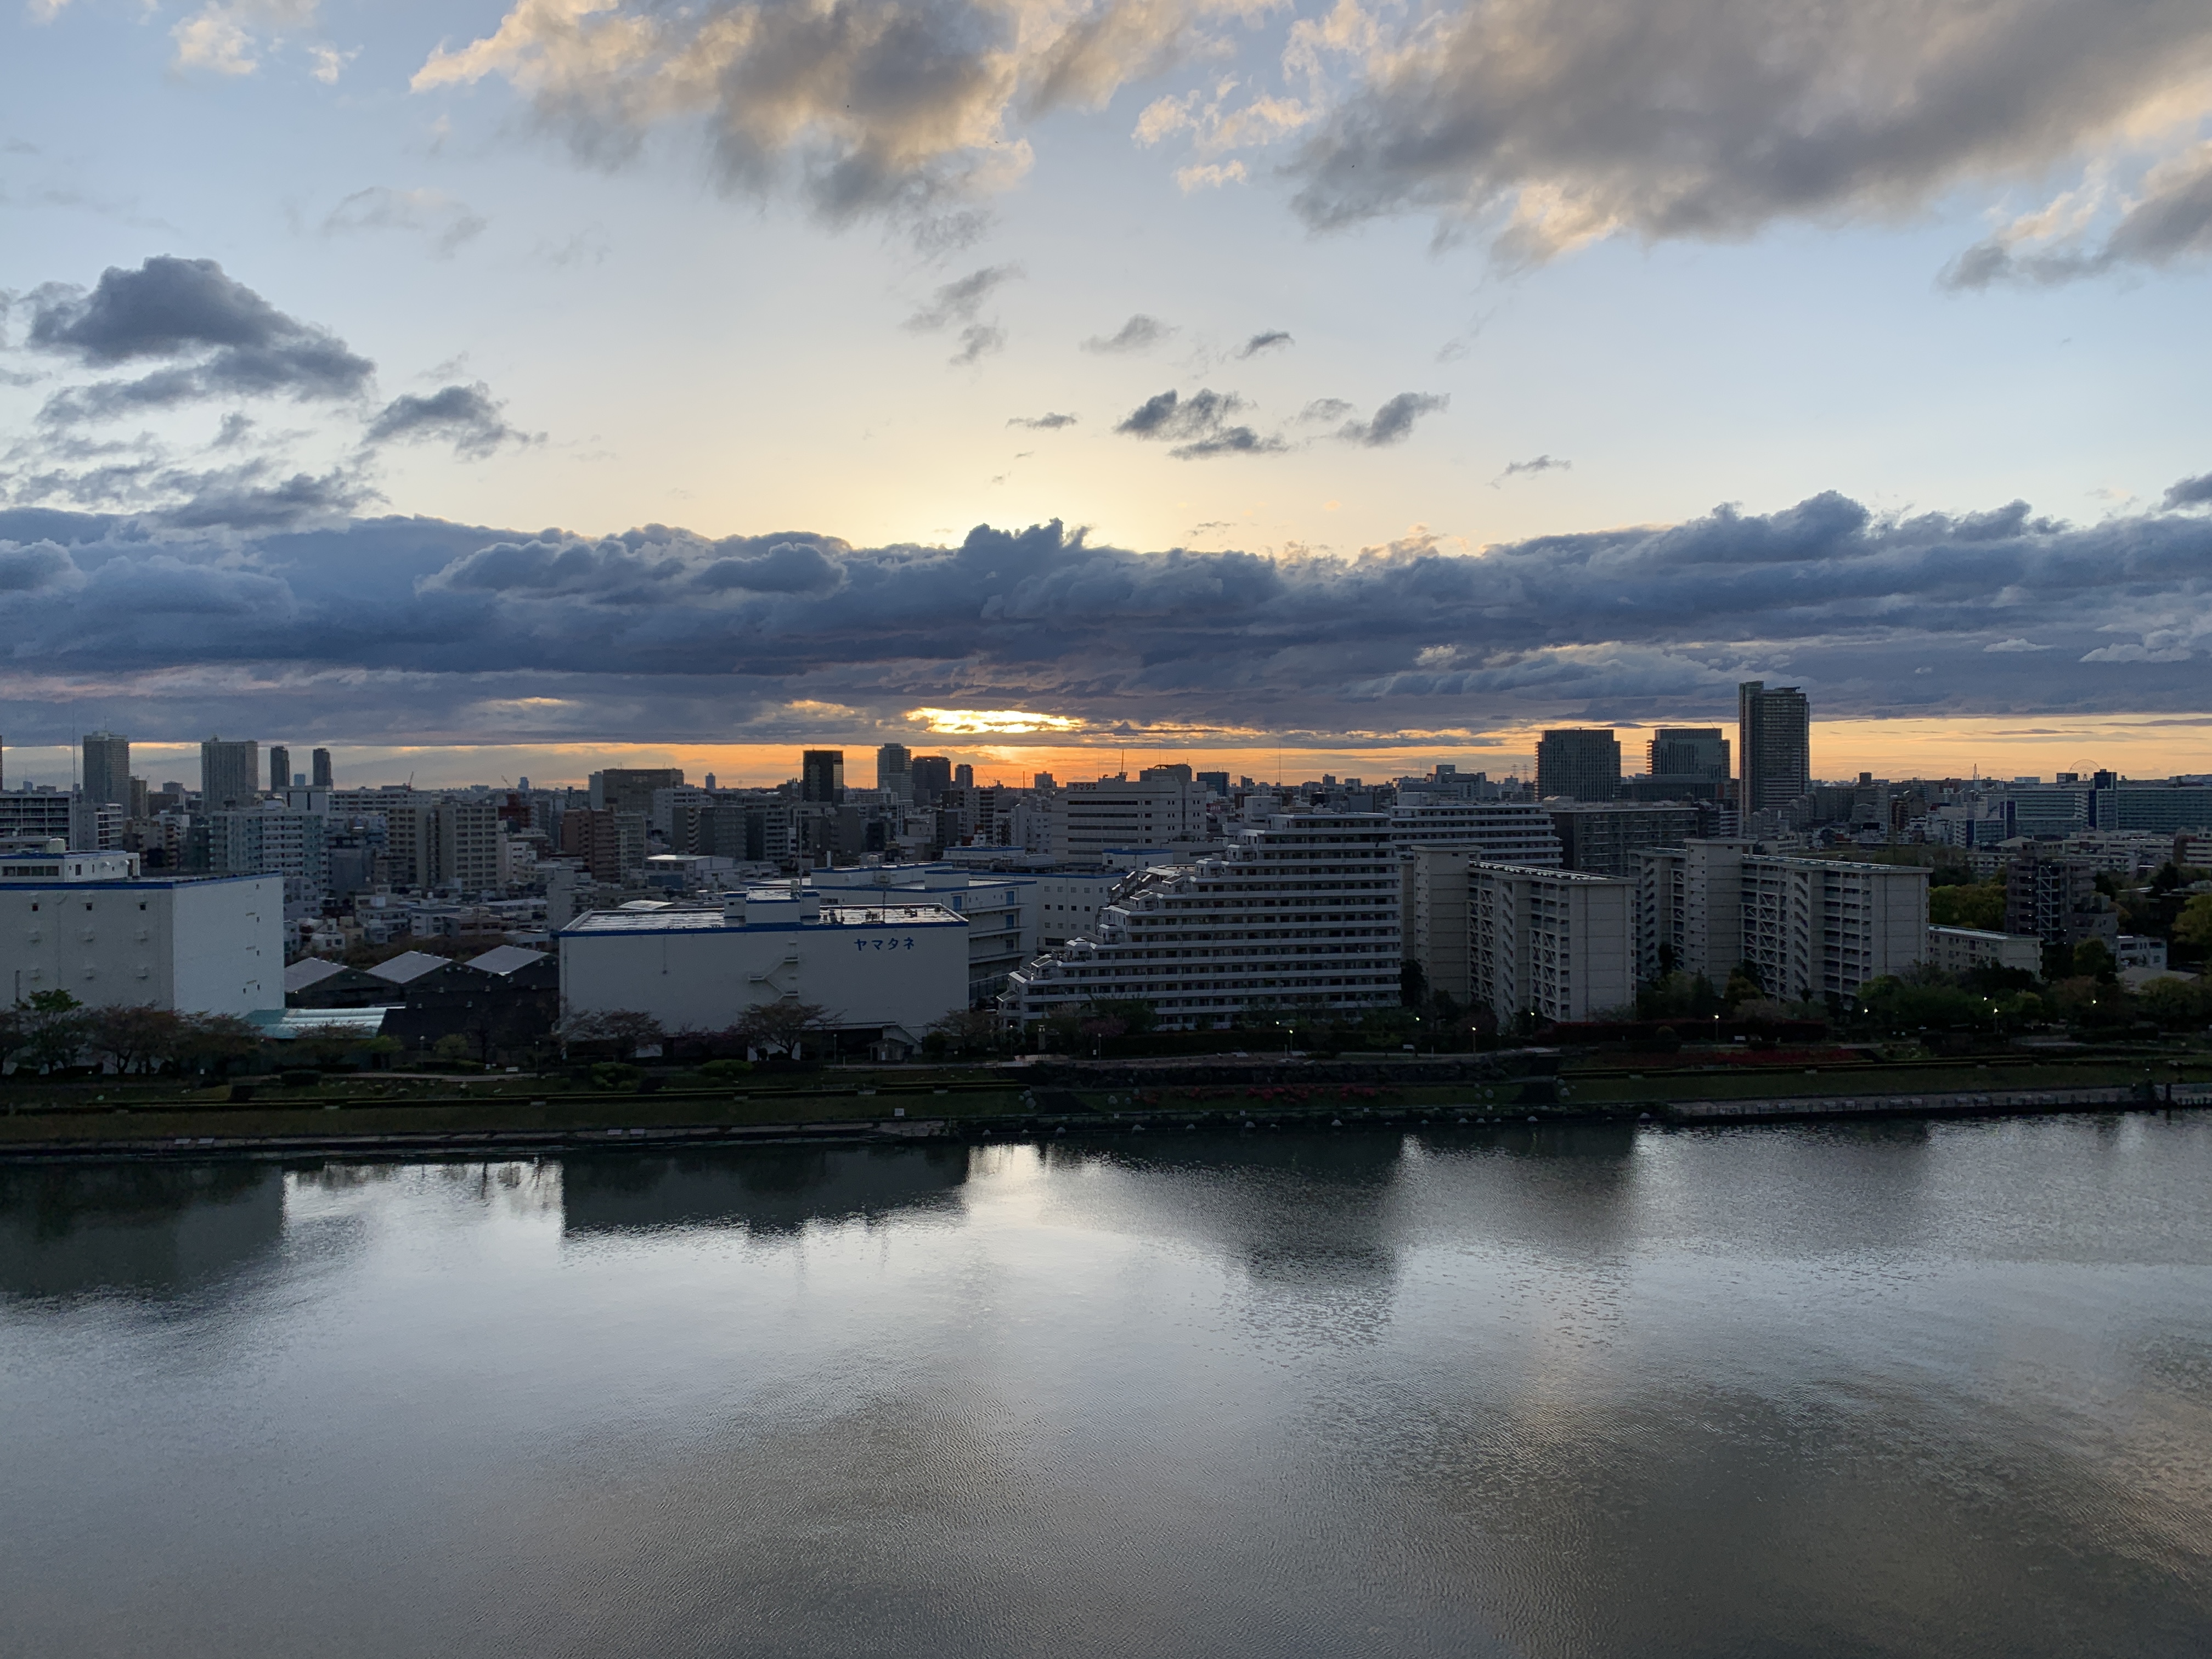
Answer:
[{"xmin": 2, "ymin": 0, "xmax": 2210, "ymax": 789}]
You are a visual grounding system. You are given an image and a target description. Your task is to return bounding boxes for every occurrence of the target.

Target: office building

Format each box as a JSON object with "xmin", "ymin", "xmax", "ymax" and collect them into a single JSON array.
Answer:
[
  {"xmin": 201, "ymin": 737, "xmax": 261, "ymax": 810},
  {"xmin": 558, "ymin": 808, "xmax": 648, "ymax": 882},
  {"xmin": 561, "ymin": 888, "xmax": 969, "ymax": 1056},
  {"xmin": 1535, "ymin": 729, "xmax": 1621, "ymax": 802},
  {"xmin": 81, "ymin": 732, "xmax": 130, "ymax": 810},
  {"xmin": 1636, "ymin": 841, "xmax": 1927, "ymax": 1001},
  {"xmin": 268, "ymin": 746, "xmax": 291, "ymax": 794},
  {"xmin": 0, "ymin": 854, "xmax": 280, "ymax": 1015},
  {"xmin": 909, "ymin": 755, "xmax": 952, "ymax": 806},
  {"xmin": 590, "ymin": 767, "xmax": 684, "ymax": 817},
  {"xmin": 1738, "ymin": 682, "xmax": 1811, "ymax": 815},
  {"xmin": 1052, "ymin": 776, "xmax": 1211, "ymax": 863},
  {"xmin": 877, "ymin": 743, "xmax": 912, "ymax": 798},
  {"xmin": 312, "ymin": 747, "xmax": 334, "ymax": 788},
  {"xmin": 1002, "ymin": 813, "xmax": 1402, "ymax": 1030},
  {"xmin": 1548, "ymin": 803, "xmax": 1701, "ymax": 879},
  {"xmin": 1469, "ymin": 864, "xmax": 1634, "ymax": 1025},
  {"xmin": 801, "ymin": 749, "xmax": 846, "ymax": 804}
]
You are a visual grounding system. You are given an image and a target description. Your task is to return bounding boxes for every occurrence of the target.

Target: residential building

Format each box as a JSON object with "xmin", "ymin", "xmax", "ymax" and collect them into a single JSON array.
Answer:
[
  {"xmin": 1739, "ymin": 682, "xmax": 1811, "ymax": 815},
  {"xmin": 1407, "ymin": 848, "xmax": 1479, "ymax": 1007},
  {"xmin": 0, "ymin": 855, "xmax": 280, "ymax": 1015},
  {"xmin": 1469, "ymin": 864, "xmax": 1634, "ymax": 1025},
  {"xmin": 1548, "ymin": 803, "xmax": 1701, "ymax": 878},
  {"xmin": 2115, "ymin": 935, "xmax": 2169, "ymax": 971},
  {"xmin": 561, "ymin": 889, "xmax": 969, "ymax": 1056},
  {"xmin": 207, "ymin": 803, "xmax": 329, "ymax": 901},
  {"xmin": 201, "ymin": 737, "xmax": 261, "ymax": 810},
  {"xmin": 1032, "ymin": 868, "xmax": 1135, "ymax": 946},
  {"xmin": 1647, "ymin": 727, "xmax": 1730, "ymax": 783},
  {"xmin": 436, "ymin": 800, "xmax": 504, "ymax": 893},
  {"xmin": 1386, "ymin": 799, "xmax": 1563, "ymax": 865},
  {"xmin": 1636, "ymin": 841, "xmax": 1927, "ymax": 1002},
  {"xmin": 1002, "ymin": 812, "xmax": 1402, "ymax": 1030},
  {"xmin": 2004, "ymin": 853, "xmax": 2117, "ymax": 951},
  {"xmin": 877, "ymin": 743, "xmax": 912, "ymax": 799},
  {"xmin": 311, "ymin": 748, "xmax": 334, "ymax": 788},
  {"xmin": 81, "ymin": 732, "xmax": 130, "ymax": 810},
  {"xmin": 1, "ymin": 789, "xmax": 88, "ymax": 851},
  {"xmin": 268, "ymin": 745, "xmax": 291, "ymax": 793},
  {"xmin": 1535, "ymin": 729, "xmax": 1621, "ymax": 802},
  {"xmin": 1926, "ymin": 927, "xmax": 2042, "ymax": 979},
  {"xmin": 801, "ymin": 749, "xmax": 846, "ymax": 804},
  {"xmin": 558, "ymin": 808, "xmax": 648, "ymax": 883}
]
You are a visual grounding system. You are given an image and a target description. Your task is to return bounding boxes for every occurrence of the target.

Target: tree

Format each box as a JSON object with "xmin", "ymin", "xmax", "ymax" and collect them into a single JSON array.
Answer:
[
  {"xmin": 1399, "ymin": 958, "xmax": 1429, "ymax": 1009},
  {"xmin": 10, "ymin": 991, "xmax": 90, "ymax": 1072},
  {"xmin": 927, "ymin": 1007, "xmax": 1002, "ymax": 1058},
  {"xmin": 2137, "ymin": 975, "xmax": 2212, "ymax": 1030},
  {"xmin": 86, "ymin": 1005, "xmax": 190, "ymax": 1075},
  {"xmin": 1929, "ymin": 881, "xmax": 2007, "ymax": 931},
  {"xmin": 557, "ymin": 1008, "xmax": 665, "ymax": 1060},
  {"xmin": 733, "ymin": 999, "xmax": 830, "ymax": 1060},
  {"xmin": 2175, "ymin": 893, "xmax": 2212, "ymax": 949},
  {"xmin": 174, "ymin": 1013, "xmax": 261, "ymax": 1076},
  {"xmin": 2071, "ymin": 938, "xmax": 2117, "ymax": 983}
]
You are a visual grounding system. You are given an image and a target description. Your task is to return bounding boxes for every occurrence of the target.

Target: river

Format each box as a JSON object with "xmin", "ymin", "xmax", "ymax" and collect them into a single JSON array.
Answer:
[{"xmin": 4, "ymin": 1115, "xmax": 2209, "ymax": 1656}]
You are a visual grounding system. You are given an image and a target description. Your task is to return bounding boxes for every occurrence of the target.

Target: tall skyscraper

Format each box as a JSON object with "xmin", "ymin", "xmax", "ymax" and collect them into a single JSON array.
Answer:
[
  {"xmin": 200, "ymin": 736, "xmax": 260, "ymax": 810},
  {"xmin": 954, "ymin": 762, "xmax": 974, "ymax": 789},
  {"xmin": 1535, "ymin": 729, "xmax": 1621, "ymax": 801},
  {"xmin": 1647, "ymin": 727, "xmax": 1730, "ymax": 782},
  {"xmin": 81, "ymin": 731, "xmax": 131, "ymax": 809},
  {"xmin": 910, "ymin": 754, "xmax": 952, "ymax": 806},
  {"xmin": 311, "ymin": 747, "xmax": 334, "ymax": 788},
  {"xmin": 269, "ymin": 745, "xmax": 291, "ymax": 793},
  {"xmin": 800, "ymin": 749, "xmax": 845, "ymax": 803},
  {"xmin": 1739, "ymin": 682, "xmax": 1812, "ymax": 814},
  {"xmin": 876, "ymin": 742, "xmax": 912, "ymax": 796}
]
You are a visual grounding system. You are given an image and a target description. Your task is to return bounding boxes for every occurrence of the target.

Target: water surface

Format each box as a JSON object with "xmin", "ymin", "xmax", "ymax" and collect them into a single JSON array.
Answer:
[{"xmin": 4, "ymin": 1117, "xmax": 2209, "ymax": 1657}]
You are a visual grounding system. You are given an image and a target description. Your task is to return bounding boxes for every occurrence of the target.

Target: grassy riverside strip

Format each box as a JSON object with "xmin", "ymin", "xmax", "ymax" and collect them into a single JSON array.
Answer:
[{"xmin": 1, "ymin": 1052, "xmax": 2207, "ymax": 1159}]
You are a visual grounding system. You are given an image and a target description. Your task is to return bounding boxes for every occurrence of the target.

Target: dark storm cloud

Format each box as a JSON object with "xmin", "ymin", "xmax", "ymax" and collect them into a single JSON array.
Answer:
[
  {"xmin": 365, "ymin": 383, "xmax": 531, "ymax": 459},
  {"xmin": 1338, "ymin": 392, "xmax": 1448, "ymax": 447},
  {"xmin": 1082, "ymin": 314, "xmax": 1174, "ymax": 354},
  {"xmin": 1115, "ymin": 388, "xmax": 1285, "ymax": 458},
  {"xmin": 1285, "ymin": 0, "xmax": 2212, "ymax": 263},
  {"xmin": 7, "ymin": 483, "xmax": 2212, "ymax": 744},
  {"xmin": 2165, "ymin": 471, "xmax": 2212, "ymax": 510},
  {"xmin": 1238, "ymin": 330, "xmax": 1293, "ymax": 357},
  {"xmin": 24, "ymin": 256, "xmax": 374, "ymax": 414}
]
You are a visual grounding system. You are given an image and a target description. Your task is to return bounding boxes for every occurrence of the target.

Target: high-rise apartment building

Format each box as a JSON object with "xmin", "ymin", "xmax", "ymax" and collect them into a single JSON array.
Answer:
[
  {"xmin": 268, "ymin": 745, "xmax": 291, "ymax": 793},
  {"xmin": 801, "ymin": 749, "xmax": 846, "ymax": 804},
  {"xmin": 2003, "ymin": 853, "xmax": 2118, "ymax": 950},
  {"xmin": 1547, "ymin": 803, "xmax": 1701, "ymax": 879},
  {"xmin": 1469, "ymin": 864, "xmax": 1634, "ymax": 1025},
  {"xmin": 208, "ymin": 803, "xmax": 328, "ymax": 901},
  {"xmin": 200, "ymin": 737, "xmax": 261, "ymax": 810},
  {"xmin": 1738, "ymin": 682, "xmax": 1811, "ymax": 815},
  {"xmin": 1535, "ymin": 729, "xmax": 1621, "ymax": 801},
  {"xmin": 1052, "ymin": 777, "xmax": 1210, "ymax": 863},
  {"xmin": 1385, "ymin": 800, "xmax": 1562, "ymax": 865},
  {"xmin": 81, "ymin": 731, "xmax": 130, "ymax": 810},
  {"xmin": 1635, "ymin": 840, "xmax": 1925, "ymax": 1001},
  {"xmin": 311, "ymin": 748, "xmax": 335, "ymax": 788},
  {"xmin": 1002, "ymin": 813, "xmax": 1402, "ymax": 1029},
  {"xmin": 877, "ymin": 743, "xmax": 912, "ymax": 798}
]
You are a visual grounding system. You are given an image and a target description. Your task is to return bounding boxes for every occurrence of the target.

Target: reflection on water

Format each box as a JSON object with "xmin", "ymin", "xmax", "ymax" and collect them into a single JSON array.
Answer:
[
  {"xmin": 0, "ymin": 1162, "xmax": 283, "ymax": 1297},
  {"xmin": 3, "ymin": 1117, "xmax": 2211, "ymax": 1658},
  {"xmin": 561, "ymin": 1144, "xmax": 969, "ymax": 1237}
]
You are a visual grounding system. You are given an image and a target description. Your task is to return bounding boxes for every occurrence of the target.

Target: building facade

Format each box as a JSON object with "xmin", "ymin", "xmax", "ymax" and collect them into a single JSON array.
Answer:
[
  {"xmin": 1926, "ymin": 927, "xmax": 2043, "ymax": 979},
  {"xmin": 1052, "ymin": 777, "xmax": 1210, "ymax": 864},
  {"xmin": 1001, "ymin": 813, "xmax": 1402, "ymax": 1030},
  {"xmin": 0, "ymin": 857, "xmax": 280, "ymax": 1015},
  {"xmin": 1535, "ymin": 729, "xmax": 1622, "ymax": 802},
  {"xmin": 81, "ymin": 732, "xmax": 130, "ymax": 810},
  {"xmin": 1548, "ymin": 803, "xmax": 1701, "ymax": 879},
  {"xmin": 1738, "ymin": 682, "xmax": 1811, "ymax": 815},
  {"xmin": 1468, "ymin": 864, "xmax": 1634, "ymax": 1025},
  {"xmin": 201, "ymin": 737, "xmax": 261, "ymax": 811}
]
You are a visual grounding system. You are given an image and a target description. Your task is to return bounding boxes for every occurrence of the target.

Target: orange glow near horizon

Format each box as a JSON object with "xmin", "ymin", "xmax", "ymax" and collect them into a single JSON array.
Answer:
[{"xmin": 13, "ymin": 714, "xmax": 2202, "ymax": 791}]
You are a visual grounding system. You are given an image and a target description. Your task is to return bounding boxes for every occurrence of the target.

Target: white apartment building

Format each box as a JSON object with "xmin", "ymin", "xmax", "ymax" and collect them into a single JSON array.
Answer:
[
  {"xmin": 1637, "ymin": 840, "xmax": 1928, "ymax": 1002},
  {"xmin": 1386, "ymin": 800, "xmax": 1563, "ymax": 864},
  {"xmin": 0, "ymin": 853, "xmax": 280, "ymax": 1015},
  {"xmin": 1052, "ymin": 777, "xmax": 1210, "ymax": 864},
  {"xmin": 1926, "ymin": 926, "xmax": 2043, "ymax": 978},
  {"xmin": 1001, "ymin": 813, "xmax": 1402, "ymax": 1030},
  {"xmin": 1468, "ymin": 864, "xmax": 1634, "ymax": 1025},
  {"xmin": 560, "ymin": 888, "xmax": 969, "ymax": 1051}
]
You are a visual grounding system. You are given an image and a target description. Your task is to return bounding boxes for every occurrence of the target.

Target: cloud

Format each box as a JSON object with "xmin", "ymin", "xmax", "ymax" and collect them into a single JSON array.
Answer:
[
  {"xmin": 1944, "ymin": 143, "xmax": 2212, "ymax": 289},
  {"xmin": 2163, "ymin": 470, "xmax": 2212, "ymax": 511},
  {"xmin": 905, "ymin": 264, "xmax": 1018, "ymax": 365},
  {"xmin": 1983, "ymin": 637, "xmax": 2051, "ymax": 652},
  {"xmin": 1494, "ymin": 453, "xmax": 1570, "ymax": 484},
  {"xmin": 365, "ymin": 383, "xmax": 532, "ymax": 459},
  {"xmin": 1008, "ymin": 412, "xmax": 1077, "ymax": 430},
  {"xmin": 24, "ymin": 255, "xmax": 373, "ymax": 414},
  {"xmin": 1237, "ymin": 330, "xmax": 1293, "ymax": 357},
  {"xmin": 1115, "ymin": 388, "xmax": 1285, "ymax": 459},
  {"xmin": 170, "ymin": 1, "xmax": 320, "ymax": 77},
  {"xmin": 1278, "ymin": 0, "xmax": 2212, "ymax": 264},
  {"xmin": 1338, "ymin": 392, "xmax": 1447, "ymax": 447},
  {"xmin": 8, "ymin": 482, "xmax": 2212, "ymax": 747},
  {"xmin": 322, "ymin": 187, "xmax": 488, "ymax": 257},
  {"xmin": 1082, "ymin": 314, "xmax": 1175, "ymax": 354},
  {"xmin": 1297, "ymin": 397, "xmax": 1353, "ymax": 423}
]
